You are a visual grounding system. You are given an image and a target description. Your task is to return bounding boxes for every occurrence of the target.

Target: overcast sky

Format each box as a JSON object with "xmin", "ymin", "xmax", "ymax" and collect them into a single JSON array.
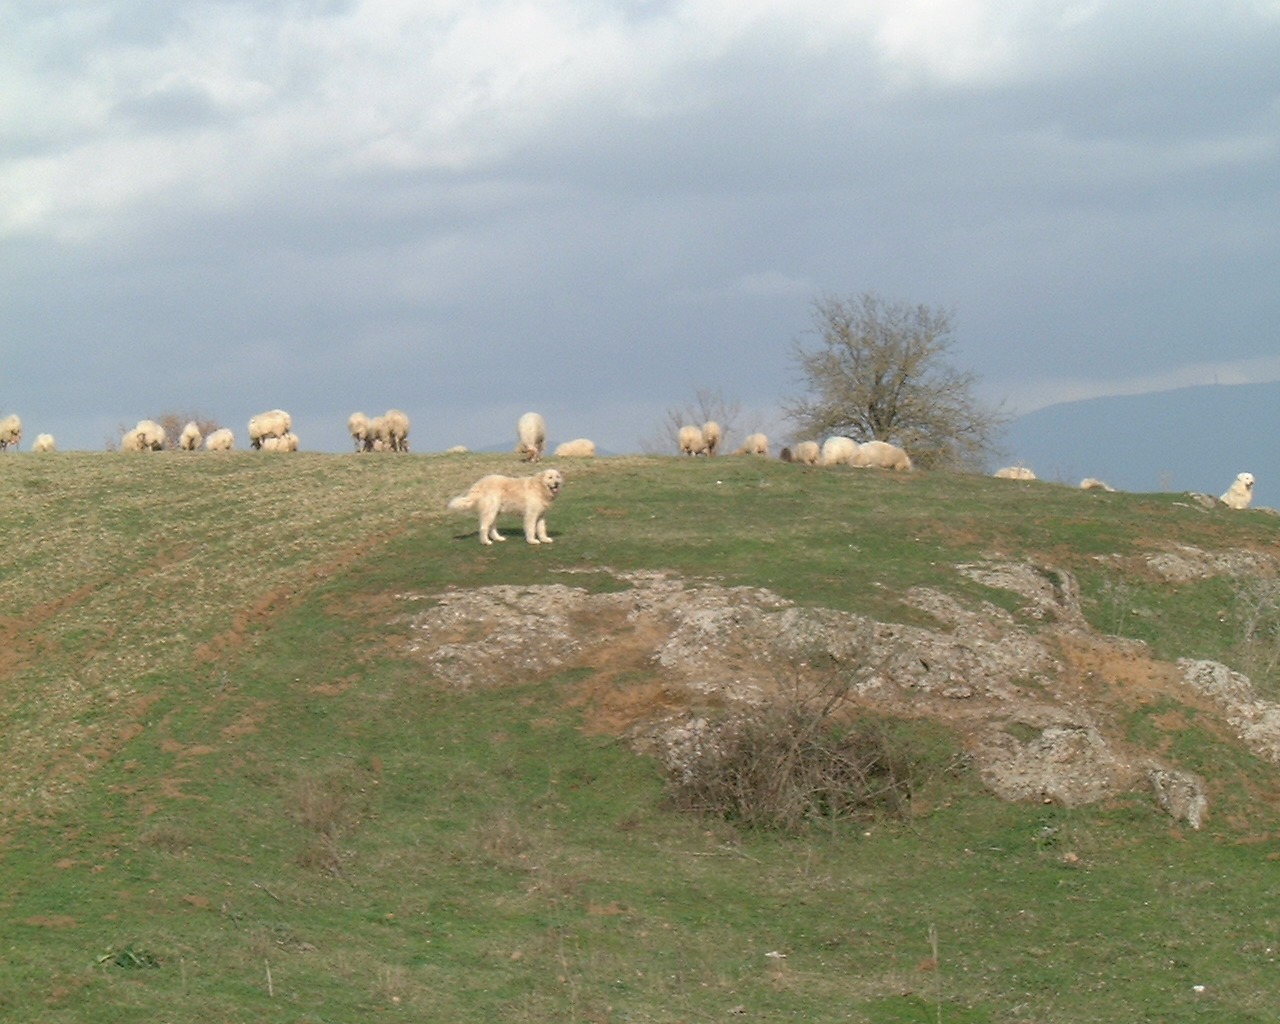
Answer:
[{"xmin": 3, "ymin": 0, "xmax": 1279, "ymax": 453}]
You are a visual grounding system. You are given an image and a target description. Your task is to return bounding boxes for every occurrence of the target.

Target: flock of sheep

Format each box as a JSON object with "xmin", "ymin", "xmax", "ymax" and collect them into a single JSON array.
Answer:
[{"xmin": 0, "ymin": 405, "xmax": 1259, "ymax": 510}]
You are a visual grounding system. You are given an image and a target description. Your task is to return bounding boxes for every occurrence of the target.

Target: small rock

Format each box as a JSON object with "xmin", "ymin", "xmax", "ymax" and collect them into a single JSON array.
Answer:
[{"xmin": 1149, "ymin": 765, "xmax": 1208, "ymax": 829}]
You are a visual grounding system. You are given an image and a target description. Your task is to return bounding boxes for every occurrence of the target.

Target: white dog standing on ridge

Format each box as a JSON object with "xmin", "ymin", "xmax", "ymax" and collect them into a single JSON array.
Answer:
[
  {"xmin": 448, "ymin": 468, "xmax": 563, "ymax": 545},
  {"xmin": 1220, "ymin": 472, "xmax": 1255, "ymax": 509}
]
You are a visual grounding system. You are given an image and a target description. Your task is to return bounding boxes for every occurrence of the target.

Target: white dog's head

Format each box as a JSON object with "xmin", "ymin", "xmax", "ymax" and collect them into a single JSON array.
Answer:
[
  {"xmin": 1239, "ymin": 472, "xmax": 1255, "ymax": 492},
  {"xmin": 539, "ymin": 468, "xmax": 564, "ymax": 500}
]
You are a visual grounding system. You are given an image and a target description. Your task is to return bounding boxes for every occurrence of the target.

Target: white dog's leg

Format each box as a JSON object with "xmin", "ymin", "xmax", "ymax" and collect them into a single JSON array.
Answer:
[
  {"xmin": 536, "ymin": 516, "xmax": 552, "ymax": 543},
  {"xmin": 479, "ymin": 510, "xmax": 502, "ymax": 543},
  {"xmin": 523, "ymin": 510, "xmax": 543, "ymax": 543}
]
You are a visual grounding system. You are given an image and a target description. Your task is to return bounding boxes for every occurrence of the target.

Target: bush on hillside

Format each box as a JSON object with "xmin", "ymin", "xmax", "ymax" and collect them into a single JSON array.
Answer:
[{"xmin": 666, "ymin": 653, "xmax": 965, "ymax": 831}]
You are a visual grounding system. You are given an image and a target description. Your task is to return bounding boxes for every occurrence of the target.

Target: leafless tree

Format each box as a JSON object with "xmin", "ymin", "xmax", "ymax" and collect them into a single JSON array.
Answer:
[{"xmin": 784, "ymin": 293, "xmax": 1006, "ymax": 470}]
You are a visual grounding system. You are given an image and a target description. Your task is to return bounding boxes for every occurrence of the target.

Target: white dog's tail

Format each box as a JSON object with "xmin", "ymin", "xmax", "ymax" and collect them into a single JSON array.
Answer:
[{"xmin": 447, "ymin": 492, "xmax": 476, "ymax": 511}]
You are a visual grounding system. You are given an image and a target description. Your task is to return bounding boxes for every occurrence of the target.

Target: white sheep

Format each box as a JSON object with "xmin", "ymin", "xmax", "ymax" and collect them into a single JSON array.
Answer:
[
  {"xmin": 1080, "ymin": 478, "xmax": 1115, "ymax": 491},
  {"xmin": 702, "ymin": 421, "xmax": 722, "ymax": 456},
  {"xmin": 517, "ymin": 412, "xmax": 547, "ymax": 462},
  {"xmin": 123, "ymin": 419, "xmax": 166, "ymax": 451},
  {"xmin": 385, "ymin": 409, "xmax": 410, "ymax": 452},
  {"xmin": 204, "ymin": 428, "xmax": 234, "ymax": 451},
  {"xmin": 364, "ymin": 415, "xmax": 390, "ymax": 452},
  {"xmin": 1221, "ymin": 472, "xmax": 1255, "ymax": 510},
  {"xmin": 993, "ymin": 466, "xmax": 1036, "ymax": 481},
  {"xmin": 554, "ymin": 438, "xmax": 596, "ymax": 457},
  {"xmin": 792, "ymin": 441, "xmax": 820, "ymax": 465},
  {"xmin": 261, "ymin": 432, "xmax": 300, "ymax": 452},
  {"xmin": 0, "ymin": 414, "xmax": 21, "ymax": 451},
  {"xmin": 733, "ymin": 432, "xmax": 769, "ymax": 456},
  {"xmin": 178, "ymin": 421, "xmax": 203, "ymax": 451},
  {"xmin": 348, "ymin": 412, "xmax": 369, "ymax": 452},
  {"xmin": 678, "ymin": 424, "xmax": 708, "ymax": 456},
  {"xmin": 248, "ymin": 409, "xmax": 291, "ymax": 449},
  {"xmin": 820, "ymin": 437, "xmax": 856, "ymax": 466},
  {"xmin": 851, "ymin": 440, "xmax": 913, "ymax": 471},
  {"xmin": 31, "ymin": 433, "xmax": 55, "ymax": 453},
  {"xmin": 445, "ymin": 445, "xmax": 469, "ymax": 454}
]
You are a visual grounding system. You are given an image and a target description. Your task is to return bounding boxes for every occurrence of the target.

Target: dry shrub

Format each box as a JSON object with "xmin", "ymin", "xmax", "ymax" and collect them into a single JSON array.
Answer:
[
  {"xmin": 1236, "ymin": 579, "xmax": 1280, "ymax": 694},
  {"xmin": 667, "ymin": 655, "xmax": 961, "ymax": 831},
  {"xmin": 290, "ymin": 769, "xmax": 367, "ymax": 874},
  {"xmin": 153, "ymin": 410, "xmax": 223, "ymax": 450},
  {"xmin": 138, "ymin": 822, "xmax": 190, "ymax": 854}
]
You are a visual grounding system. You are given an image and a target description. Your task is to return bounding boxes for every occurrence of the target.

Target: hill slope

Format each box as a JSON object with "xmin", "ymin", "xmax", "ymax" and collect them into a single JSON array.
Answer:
[
  {"xmin": 2, "ymin": 452, "xmax": 1280, "ymax": 1022},
  {"xmin": 1003, "ymin": 381, "xmax": 1280, "ymax": 506}
]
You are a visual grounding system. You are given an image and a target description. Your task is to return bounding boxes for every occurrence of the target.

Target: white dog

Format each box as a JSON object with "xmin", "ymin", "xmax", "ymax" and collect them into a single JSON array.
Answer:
[
  {"xmin": 448, "ymin": 469, "xmax": 563, "ymax": 544},
  {"xmin": 1220, "ymin": 472, "xmax": 1255, "ymax": 510}
]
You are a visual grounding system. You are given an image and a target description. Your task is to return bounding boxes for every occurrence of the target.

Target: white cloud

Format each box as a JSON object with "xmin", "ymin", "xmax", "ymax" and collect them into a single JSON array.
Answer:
[{"xmin": 17, "ymin": 0, "xmax": 1259, "ymax": 239}]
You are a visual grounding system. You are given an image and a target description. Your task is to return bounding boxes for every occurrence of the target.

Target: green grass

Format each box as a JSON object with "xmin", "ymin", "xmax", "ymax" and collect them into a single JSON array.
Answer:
[{"xmin": 2, "ymin": 452, "xmax": 1280, "ymax": 1021}]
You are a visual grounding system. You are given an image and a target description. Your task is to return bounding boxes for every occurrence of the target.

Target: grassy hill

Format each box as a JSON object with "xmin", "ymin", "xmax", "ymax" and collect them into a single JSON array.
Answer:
[{"xmin": 2, "ymin": 452, "xmax": 1280, "ymax": 1022}]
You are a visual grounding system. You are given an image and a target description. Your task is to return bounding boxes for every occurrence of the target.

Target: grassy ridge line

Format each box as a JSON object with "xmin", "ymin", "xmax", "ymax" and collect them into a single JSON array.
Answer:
[{"xmin": 4, "ymin": 451, "xmax": 1278, "ymax": 825}]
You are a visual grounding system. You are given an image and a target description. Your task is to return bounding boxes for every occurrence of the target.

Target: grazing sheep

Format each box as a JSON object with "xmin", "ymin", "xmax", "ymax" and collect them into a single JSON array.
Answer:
[
  {"xmin": 248, "ymin": 409, "xmax": 291, "ymax": 449},
  {"xmin": 445, "ymin": 445, "xmax": 469, "ymax": 454},
  {"xmin": 1080, "ymin": 478, "xmax": 1115, "ymax": 491},
  {"xmin": 820, "ymin": 436, "xmax": 856, "ymax": 466},
  {"xmin": 554, "ymin": 438, "xmax": 596, "ymax": 458},
  {"xmin": 364, "ymin": 415, "xmax": 390, "ymax": 452},
  {"xmin": 515, "ymin": 412, "xmax": 546, "ymax": 462},
  {"xmin": 793, "ymin": 441, "xmax": 820, "ymax": 466},
  {"xmin": 178, "ymin": 421, "xmax": 203, "ymax": 451},
  {"xmin": 734, "ymin": 432, "xmax": 769, "ymax": 457},
  {"xmin": 678, "ymin": 424, "xmax": 708, "ymax": 456},
  {"xmin": 850, "ymin": 440, "xmax": 913, "ymax": 471},
  {"xmin": 385, "ymin": 408, "xmax": 410, "ymax": 452},
  {"xmin": 348, "ymin": 412, "xmax": 369, "ymax": 452},
  {"xmin": 204, "ymin": 428, "xmax": 234, "ymax": 451},
  {"xmin": 0, "ymin": 414, "xmax": 21, "ymax": 451},
  {"xmin": 1221, "ymin": 472, "xmax": 1255, "ymax": 510},
  {"xmin": 779, "ymin": 447, "xmax": 793, "ymax": 462},
  {"xmin": 261, "ymin": 432, "xmax": 300, "ymax": 452},
  {"xmin": 702, "ymin": 421, "xmax": 723, "ymax": 456},
  {"xmin": 993, "ymin": 466, "xmax": 1036, "ymax": 481},
  {"xmin": 32, "ymin": 433, "xmax": 55, "ymax": 453},
  {"xmin": 124, "ymin": 419, "xmax": 166, "ymax": 452}
]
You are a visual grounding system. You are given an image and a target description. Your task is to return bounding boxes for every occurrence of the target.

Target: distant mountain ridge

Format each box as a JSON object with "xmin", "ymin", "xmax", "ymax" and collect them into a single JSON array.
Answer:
[{"xmin": 1002, "ymin": 381, "xmax": 1280, "ymax": 508}]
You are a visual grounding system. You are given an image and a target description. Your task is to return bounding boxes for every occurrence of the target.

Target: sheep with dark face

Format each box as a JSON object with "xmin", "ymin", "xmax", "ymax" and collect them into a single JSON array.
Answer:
[
  {"xmin": 248, "ymin": 409, "xmax": 291, "ymax": 449},
  {"xmin": 178, "ymin": 421, "xmax": 203, "ymax": 451},
  {"xmin": 0, "ymin": 414, "xmax": 21, "ymax": 451}
]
